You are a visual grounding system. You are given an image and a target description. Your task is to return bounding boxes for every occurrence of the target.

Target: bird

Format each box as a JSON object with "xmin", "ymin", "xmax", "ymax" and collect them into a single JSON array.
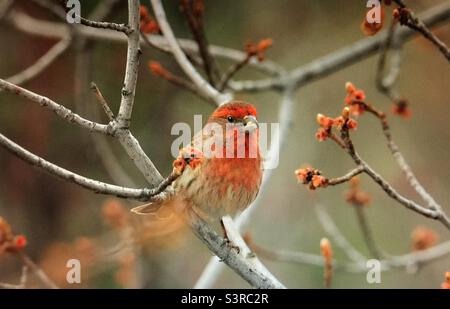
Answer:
[{"xmin": 131, "ymin": 101, "xmax": 263, "ymax": 225}]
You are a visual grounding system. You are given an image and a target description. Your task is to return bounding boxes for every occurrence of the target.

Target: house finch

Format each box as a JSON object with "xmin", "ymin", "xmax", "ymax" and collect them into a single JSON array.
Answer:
[{"xmin": 132, "ymin": 101, "xmax": 262, "ymax": 223}]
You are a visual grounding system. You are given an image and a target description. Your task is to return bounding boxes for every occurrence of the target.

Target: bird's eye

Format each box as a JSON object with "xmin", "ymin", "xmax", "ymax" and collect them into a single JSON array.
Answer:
[{"xmin": 227, "ymin": 115, "xmax": 234, "ymax": 123}]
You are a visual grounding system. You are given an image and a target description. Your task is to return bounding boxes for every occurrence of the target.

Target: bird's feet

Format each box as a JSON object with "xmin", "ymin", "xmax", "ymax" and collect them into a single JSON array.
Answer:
[{"xmin": 220, "ymin": 218, "xmax": 241, "ymax": 254}]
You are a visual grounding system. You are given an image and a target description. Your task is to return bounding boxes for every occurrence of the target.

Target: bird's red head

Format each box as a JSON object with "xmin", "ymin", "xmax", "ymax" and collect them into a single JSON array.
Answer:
[
  {"xmin": 209, "ymin": 101, "xmax": 257, "ymax": 125},
  {"xmin": 206, "ymin": 101, "xmax": 259, "ymax": 160}
]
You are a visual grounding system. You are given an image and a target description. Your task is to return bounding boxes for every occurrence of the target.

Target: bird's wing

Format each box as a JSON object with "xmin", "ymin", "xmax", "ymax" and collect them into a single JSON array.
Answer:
[{"xmin": 131, "ymin": 128, "xmax": 210, "ymax": 216}]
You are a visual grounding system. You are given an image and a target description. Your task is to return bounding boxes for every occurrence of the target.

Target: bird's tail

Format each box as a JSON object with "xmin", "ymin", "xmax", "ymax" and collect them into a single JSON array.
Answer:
[{"xmin": 130, "ymin": 195, "xmax": 189, "ymax": 245}]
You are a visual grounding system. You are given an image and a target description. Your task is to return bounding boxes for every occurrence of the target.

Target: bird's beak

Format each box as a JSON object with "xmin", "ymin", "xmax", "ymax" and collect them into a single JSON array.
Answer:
[{"xmin": 243, "ymin": 115, "xmax": 259, "ymax": 132}]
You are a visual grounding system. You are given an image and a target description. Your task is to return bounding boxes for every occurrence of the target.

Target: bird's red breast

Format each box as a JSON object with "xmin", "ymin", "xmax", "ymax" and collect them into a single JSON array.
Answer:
[{"xmin": 173, "ymin": 101, "xmax": 262, "ymax": 221}]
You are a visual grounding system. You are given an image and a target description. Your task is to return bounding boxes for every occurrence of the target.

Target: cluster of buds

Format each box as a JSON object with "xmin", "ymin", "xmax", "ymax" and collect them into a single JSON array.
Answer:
[
  {"xmin": 148, "ymin": 61, "xmax": 171, "ymax": 79},
  {"xmin": 344, "ymin": 82, "xmax": 367, "ymax": 115},
  {"xmin": 315, "ymin": 107, "xmax": 358, "ymax": 142},
  {"xmin": 345, "ymin": 177, "xmax": 371, "ymax": 206},
  {"xmin": 320, "ymin": 238, "xmax": 333, "ymax": 288},
  {"xmin": 442, "ymin": 272, "xmax": 450, "ymax": 289},
  {"xmin": 411, "ymin": 226, "xmax": 438, "ymax": 251},
  {"xmin": 173, "ymin": 146, "xmax": 204, "ymax": 175},
  {"xmin": 245, "ymin": 38, "xmax": 273, "ymax": 62},
  {"xmin": 295, "ymin": 166, "xmax": 328, "ymax": 190},
  {"xmin": 391, "ymin": 98, "xmax": 412, "ymax": 119},
  {"xmin": 320, "ymin": 238, "xmax": 333, "ymax": 263},
  {"xmin": 0, "ymin": 217, "xmax": 27, "ymax": 255},
  {"xmin": 139, "ymin": 5, "xmax": 160, "ymax": 34},
  {"xmin": 393, "ymin": 7, "xmax": 412, "ymax": 25},
  {"xmin": 102, "ymin": 199, "xmax": 130, "ymax": 230}
]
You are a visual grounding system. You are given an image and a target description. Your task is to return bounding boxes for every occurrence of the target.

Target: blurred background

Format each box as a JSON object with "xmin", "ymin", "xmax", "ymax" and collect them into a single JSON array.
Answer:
[{"xmin": 0, "ymin": 0, "xmax": 449, "ymax": 288}]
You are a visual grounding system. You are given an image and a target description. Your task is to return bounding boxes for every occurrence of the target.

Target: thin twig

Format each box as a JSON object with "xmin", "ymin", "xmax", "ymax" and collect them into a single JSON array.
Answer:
[
  {"xmin": 329, "ymin": 132, "xmax": 346, "ymax": 150},
  {"xmin": 180, "ymin": 0, "xmax": 217, "ymax": 86},
  {"xmin": 247, "ymin": 239, "xmax": 450, "ymax": 273},
  {"xmin": 7, "ymin": 9, "xmax": 285, "ymax": 77},
  {"xmin": 376, "ymin": 19, "xmax": 402, "ymax": 102},
  {"xmin": 78, "ymin": 1, "xmax": 141, "ymax": 192},
  {"xmin": 393, "ymin": 0, "xmax": 450, "ymax": 62},
  {"xmin": 111, "ymin": 1, "xmax": 165, "ymax": 186},
  {"xmin": 151, "ymin": 0, "xmax": 230, "ymax": 105},
  {"xmin": 350, "ymin": 100, "xmax": 444, "ymax": 214},
  {"xmin": 140, "ymin": 30, "xmax": 207, "ymax": 70},
  {"xmin": 6, "ymin": 37, "xmax": 71, "ymax": 85},
  {"xmin": 187, "ymin": 212, "xmax": 286, "ymax": 289},
  {"xmin": 0, "ymin": 78, "xmax": 111, "ymax": 135},
  {"xmin": 0, "ymin": 0, "xmax": 14, "ymax": 22},
  {"xmin": 58, "ymin": 0, "xmax": 132, "ymax": 35},
  {"xmin": 150, "ymin": 63, "xmax": 215, "ymax": 105},
  {"xmin": 0, "ymin": 266, "xmax": 28, "ymax": 289},
  {"xmin": 90, "ymin": 82, "xmax": 115, "ymax": 121},
  {"xmin": 0, "ymin": 132, "xmax": 176, "ymax": 201},
  {"xmin": 244, "ymin": 232, "xmax": 325, "ymax": 267},
  {"xmin": 231, "ymin": 2, "xmax": 450, "ymax": 92},
  {"xmin": 18, "ymin": 253, "xmax": 58, "ymax": 289},
  {"xmin": 339, "ymin": 126, "xmax": 450, "ymax": 229},
  {"xmin": 116, "ymin": 0, "xmax": 141, "ymax": 129},
  {"xmin": 87, "ymin": 83, "xmax": 138, "ymax": 187},
  {"xmin": 327, "ymin": 165, "xmax": 365, "ymax": 186},
  {"xmin": 314, "ymin": 203, "xmax": 366, "ymax": 263},
  {"xmin": 218, "ymin": 55, "xmax": 251, "ymax": 92},
  {"xmin": 353, "ymin": 205, "xmax": 383, "ymax": 259}
]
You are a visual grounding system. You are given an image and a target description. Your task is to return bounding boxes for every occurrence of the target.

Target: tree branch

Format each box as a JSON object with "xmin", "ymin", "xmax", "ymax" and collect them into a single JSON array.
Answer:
[
  {"xmin": 0, "ymin": 133, "xmax": 174, "ymax": 201},
  {"xmin": 150, "ymin": 0, "xmax": 230, "ymax": 105},
  {"xmin": 0, "ymin": 78, "xmax": 110, "ymax": 135},
  {"xmin": 180, "ymin": 0, "xmax": 217, "ymax": 86},
  {"xmin": 340, "ymin": 127, "xmax": 450, "ymax": 229},
  {"xmin": 247, "ymin": 238, "xmax": 450, "ymax": 273},
  {"xmin": 0, "ymin": 266, "xmax": 28, "ymax": 289},
  {"xmin": 0, "ymin": 0, "xmax": 14, "ymax": 21},
  {"xmin": 350, "ymin": 100, "xmax": 444, "ymax": 214},
  {"xmin": 58, "ymin": 0, "xmax": 132, "ymax": 35},
  {"xmin": 393, "ymin": 0, "xmax": 450, "ymax": 62},
  {"xmin": 8, "ymin": 9, "xmax": 285, "ymax": 78},
  {"xmin": 327, "ymin": 165, "xmax": 365, "ymax": 186},
  {"xmin": 314, "ymin": 203, "xmax": 366, "ymax": 263},
  {"xmin": 353, "ymin": 205, "xmax": 384, "ymax": 259},
  {"xmin": 187, "ymin": 212, "xmax": 285, "ymax": 289},
  {"xmin": 18, "ymin": 253, "xmax": 58, "ymax": 289},
  {"xmin": 218, "ymin": 55, "xmax": 251, "ymax": 92},
  {"xmin": 116, "ymin": 0, "xmax": 141, "ymax": 129},
  {"xmin": 376, "ymin": 19, "xmax": 403, "ymax": 102},
  {"xmin": 6, "ymin": 37, "xmax": 71, "ymax": 85},
  {"xmin": 232, "ymin": 1, "xmax": 450, "ymax": 92}
]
